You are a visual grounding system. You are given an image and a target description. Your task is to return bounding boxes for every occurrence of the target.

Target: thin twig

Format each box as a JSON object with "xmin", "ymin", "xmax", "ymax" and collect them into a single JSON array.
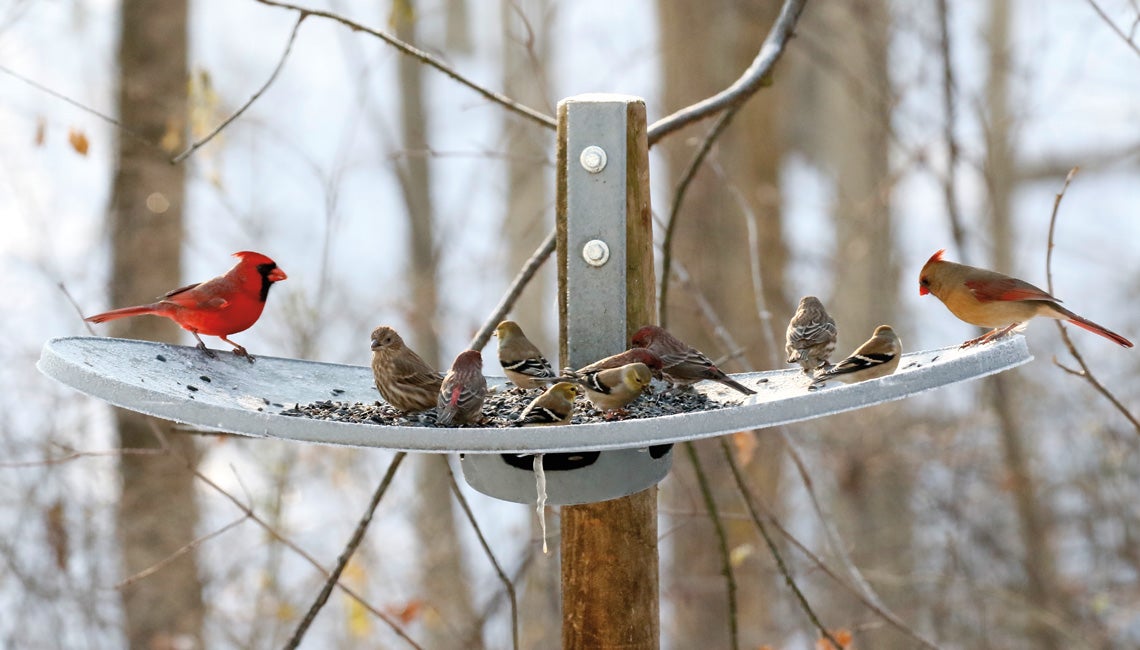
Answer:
[
  {"xmin": 253, "ymin": 0, "xmax": 556, "ymax": 132},
  {"xmin": 469, "ymin": 227, "xmax": 557, "ymax": 351},
  {"xmin": 659, "ymin": 107, "xmax": 739, "ymax": 327},
  {"xmin": 936, "ymin": 0, "xmax": 968, "ymax": 262},
  {"xmin": 284, "ymin": 451, "xmax": 408, "ymax": 650},
  {"xmin": 445, "ymin": 462, "xmax": 519, "ymax": 650},
  {"xmin": 116, "ymin": 515, "xmax": 249, "ymax": 589},
  {"xmin": 1044, "ymin": 167, "xmax": 1140, "ymax": 434},
  {"xmin": 1085, "ymin": 0, "xmax": 1140, "ymax": 60},
  {"xmin": 57, "ymin": 283, "xmax": 98, "ymax": 334},
  {"xmin": 646, "ymin": 0, "xmax": 807, "ymax": 146},
  {"xmin": 717, "ymin": 438, "xmax": 843, "ymax": 650},
  {"xmin": 684, "ymin": 442, "xmax": 739, "ymax": 650},
  {"xmin": 0, "ymin": 447, "xmax": 168, "ymax": 468},
  {"xmin": 171, "ymin": 13, "xmax": 306, "ymax": 163}
]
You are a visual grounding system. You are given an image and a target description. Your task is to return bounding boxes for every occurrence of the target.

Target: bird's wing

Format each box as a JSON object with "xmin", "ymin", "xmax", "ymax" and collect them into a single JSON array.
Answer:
[{"xmin": 965, "ymin": 277, "xmax": 1057, "ymax": 303}]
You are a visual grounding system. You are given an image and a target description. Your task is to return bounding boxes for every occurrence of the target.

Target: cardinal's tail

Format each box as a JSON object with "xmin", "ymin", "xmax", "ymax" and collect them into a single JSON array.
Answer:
[{"xmin": 84, "ymin": 304, "xmax": 161, "ymax": 324}]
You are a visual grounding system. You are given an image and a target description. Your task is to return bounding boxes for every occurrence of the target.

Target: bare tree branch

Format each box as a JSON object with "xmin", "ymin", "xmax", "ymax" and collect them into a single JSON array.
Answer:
[
  {"xmin": 936, "ymin": 0, "xmax": 969, "ymax": 262},
  {"xmin": 115, "ymin": 515, "xmax": 249, "ymax": 589},
  {"xmin": 285, "ymin": 451, "xmax": 408, "ymax": 650},
  {"xmin": 683, "ymin": 442, "xmax": 739, "ymax": 650},
  {"xmin": 1085, "ymin": 0, "xmax": 1140, "ymax": 60},
  {"xmin": 646, "ymin": 0, "xmax": 807, "ymax": 146},
  {"xmin": 252, "ymin": 0, "xmax": 557, "ymax": 131},
  {"xmin": 1044, "ymin": 167, "xmax": 1140, "ymax": 434}
]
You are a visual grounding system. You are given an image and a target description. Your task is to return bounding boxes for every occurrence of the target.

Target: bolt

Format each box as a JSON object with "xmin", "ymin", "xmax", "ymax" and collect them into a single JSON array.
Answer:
[
  {"xmin": 582, "ymin": 239, "xmax": 610, "ymax": 267},
  {"xmin": 579, "ymin": 146, "xmax": 607, "ymax": 173}
]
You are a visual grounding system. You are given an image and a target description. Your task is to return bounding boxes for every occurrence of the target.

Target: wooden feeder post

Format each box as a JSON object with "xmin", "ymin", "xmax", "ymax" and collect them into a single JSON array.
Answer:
[{"xmin": 556, "ymin": 94, "xmax": 659, "ymax": 649}]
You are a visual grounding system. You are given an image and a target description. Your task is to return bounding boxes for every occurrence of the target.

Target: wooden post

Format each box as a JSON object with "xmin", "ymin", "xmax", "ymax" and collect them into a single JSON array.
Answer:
[{"xmin": 557, "ymin": 94, "xmax": 659, "ymax": 649}]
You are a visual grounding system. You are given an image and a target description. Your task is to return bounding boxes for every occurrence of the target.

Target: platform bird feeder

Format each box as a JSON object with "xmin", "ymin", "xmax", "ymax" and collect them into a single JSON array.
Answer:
[{"xmin": 39, "ymin": 94, "xmax": 1031, "ymax": 649}]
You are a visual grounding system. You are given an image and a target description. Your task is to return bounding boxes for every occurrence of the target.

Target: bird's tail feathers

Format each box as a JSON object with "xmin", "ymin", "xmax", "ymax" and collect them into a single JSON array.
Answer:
[
  {"xmin": 1052, "ymin": 305, "xmax": 1133, "ymax": 348},
  {"xmin": 84, "ymin": 304, "xmax": 160, "ymax": 324}
]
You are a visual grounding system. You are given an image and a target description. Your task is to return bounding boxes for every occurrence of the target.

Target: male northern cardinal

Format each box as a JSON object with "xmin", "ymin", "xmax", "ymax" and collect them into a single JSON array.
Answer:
[
  {"xmin": 786, "ymin": 296, "xmax": 838, "ymax": 373},
  {"xmin": 513, "ymin": 382, "xmax": 579, "ymax": 426},
  {"xmin": 495, "ymin": 320, "xmax": 556, "ymax": 389},
  {"xmin": 84, "ymin": 251, "xmax": 286, "ymax": 361},
  {"xmin": 631, "ymin": 325, "xmax": 756, "ymax": 395},
  {"xmin": 437, "ymin": 349, "xmax": 488, "ymax": 427},
  {"xmin": 919, "ymin": 249, "xmax": 1133, "ymax": 348},
  {"xmin": 811, "ymin": 325, "xmax": 902, "ymax": 386},
  {"xmin": 579, "ymin": 362, "xmax": 652, "ymax": 416},
  {"xmin": 370, "ymin": 326, "xmax": 444, "ymax": 413}
]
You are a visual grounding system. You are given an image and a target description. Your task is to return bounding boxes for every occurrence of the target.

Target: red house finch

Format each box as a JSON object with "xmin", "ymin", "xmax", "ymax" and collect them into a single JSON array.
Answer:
[
  {"xmin": 919, "ymin": 249, "xmax": 1132, "ymax": 347},
  {"xmin": 370, "ymin": 326, "xmax": 443, "ymax": 413},
  {"xmin": 811, "ymin": 325, "xmax": 901, "ymax": 386},
  {"xmin": 495, "ymin": 320, "xmax": 556, "ymax": 389},
  {"xmin": 785, "ymin": 295, "xmax": 838, "ymax": 373},
  {"xmin": 437, "ymin": 349, "xmax": 488, "ymax": 427},
  {"xmin": 630, "ymin": 325, "xmax": 755, "ymax": 395},
  {"xmin": 85, "ymin": 251, "xmax": 287, "ymax": 361}
]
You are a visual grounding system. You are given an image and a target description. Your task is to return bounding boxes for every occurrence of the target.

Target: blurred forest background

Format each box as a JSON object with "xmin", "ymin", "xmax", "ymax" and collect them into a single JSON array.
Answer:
[{"xmin": 2, "ymin": 0, "xmax": 1140, "ymax": 648}]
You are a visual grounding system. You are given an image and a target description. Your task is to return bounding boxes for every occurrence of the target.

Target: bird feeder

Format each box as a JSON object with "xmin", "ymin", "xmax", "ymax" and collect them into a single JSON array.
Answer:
[{"xmin": 39, "ymin": 94, "xmax": 1033, "ymax": 649}]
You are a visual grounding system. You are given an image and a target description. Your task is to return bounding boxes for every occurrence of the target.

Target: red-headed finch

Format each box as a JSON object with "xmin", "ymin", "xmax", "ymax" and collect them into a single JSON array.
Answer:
[
  {"xmin": 437, "ymin": 349, "xmax": 487, "ymax": 426},
  {"xmin": 785, "ymin": 295, "xmax": 838, "ymax": 373},
  {"xmin": 573, "ymin": 347, "xmax": 664, "ymax": 378},
  {"xmin": 85, "ymin": 251, "xmax": 286, "ymax": 362},
  {"xmin": 919, "ymin": 249, "xmax": 1133, "ymax": 348},
  {"xmin": 514, "ymin": 382, "xmax": 579, "ymax": 427},
  {"xmin": 580, "ymin": 362, "xmax": 652, "ymax": 416},
  {"xmin": 370, "ymin": 326, "xmax": 443, "ymax": 413},
  {"xmin": 811, "ymin": 325, "xmax": 901, "ymax": 386},
  {"xmin": 630, "ymin": 325, "xmax": 756, "ymax": 395},
  {"xmin": 495, "ymin": 320, "xmax": 556, "ymax": 389}
]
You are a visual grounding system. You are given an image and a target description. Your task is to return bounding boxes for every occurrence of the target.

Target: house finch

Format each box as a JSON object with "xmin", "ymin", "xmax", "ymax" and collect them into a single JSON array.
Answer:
[
  {"xmin": 785, "ymin": 295, "xmax": 838, "ymax": 373},
  {"xmin": 370, "ymin": 326, "xmax": 443, "ymax": 413},
  {"xmin": 437, "ymin": 349, "xmax": 487, "ymax": 427},
  {"xmin": 495, "ymin": 320, "xmax": 556, "ymax": 389},
  {"xmin": 580, "ymin": 362, "xmax": 652, "ymax": 415},
  {"xmin": 514, "ymin": 382, "xmax": 579, "ymax": 426},
  {"xmin": 572, "ymin": 347, "xmax": 664, "ymax": 378},
  {"xmin": 811, "ymin": 325, "xmax": 902, "ymax": 386},
  {"xmin": 85, "ymin": 251, "xmax": 287, "ymax": 362},
  {"xmin": 919, "ymin": 249, "xmax": 1133, "ymax": 348},
  {"xmin": 630, "ymin": 325, "xmax": 756, "ymax": 395}
]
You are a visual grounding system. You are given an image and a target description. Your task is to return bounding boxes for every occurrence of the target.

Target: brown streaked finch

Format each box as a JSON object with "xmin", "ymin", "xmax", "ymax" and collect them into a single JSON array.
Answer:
[
  {"xmin": 630, "ymin": 325, "xmax": 756, "ymax": 395},
  {"xmin": 437, "ymin": 349, "xmax": 488, "ymax": 427},
  {"xmin": 785, "ymin": 295, "xmax": 838, "ymax": 373},
  {"xmin": 370, "ymin": 325, "xmax": 443, "ymax": 413}
]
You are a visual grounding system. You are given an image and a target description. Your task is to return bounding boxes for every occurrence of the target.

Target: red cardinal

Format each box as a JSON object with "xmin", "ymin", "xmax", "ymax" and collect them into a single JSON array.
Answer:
[
  {"xmin": 85, "ymin": 251, "xmax": 287, "ymax": 361},
  {"xmin": 919, "ymin": 249, "xmax": 1132, "ymax": 348}
]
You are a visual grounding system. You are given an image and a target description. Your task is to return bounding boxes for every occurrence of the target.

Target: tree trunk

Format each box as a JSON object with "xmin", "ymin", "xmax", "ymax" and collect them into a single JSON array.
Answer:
[
  {"xmin": 112, "ymin": 0, "xmax": 203, "ymax": 647},
  {"xmin": 392, "ymin": 2, "xmax": 480, "ymax": 647},
  {"xmin": 657, "ymin": 2, "xmax": 788, "ymax": 647}
]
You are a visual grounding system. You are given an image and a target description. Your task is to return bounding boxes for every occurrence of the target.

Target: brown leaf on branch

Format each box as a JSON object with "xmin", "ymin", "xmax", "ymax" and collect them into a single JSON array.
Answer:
[{"xmin": 67, "ymin": 128, "xmax": 89, "ymax": 156}]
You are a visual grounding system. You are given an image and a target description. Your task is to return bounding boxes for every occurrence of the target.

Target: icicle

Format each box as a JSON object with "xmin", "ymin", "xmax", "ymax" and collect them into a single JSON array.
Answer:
[{"xmin": 534, "ymin": 453, "xmax": 549, "ymax": 555}]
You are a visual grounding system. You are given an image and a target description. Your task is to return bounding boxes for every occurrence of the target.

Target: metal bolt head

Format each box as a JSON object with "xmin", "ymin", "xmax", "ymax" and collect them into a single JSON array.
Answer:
[
  {"xmin": 582, "ymin": 239, "xmax": 610, "ymax": 267},
  {"xmin": 579, "ymin": 146, "xmax": 607, "ymax": 173}
]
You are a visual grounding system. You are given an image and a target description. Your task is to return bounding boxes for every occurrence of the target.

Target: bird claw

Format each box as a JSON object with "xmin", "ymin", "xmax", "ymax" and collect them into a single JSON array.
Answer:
[
  {"xmin": 233, "ymin": 347, "xmax": 256, "ymax": 363},
  {"xmin": 960, "ymin": 324, "xmax": 1019, "ymax": 348},
  {"xmin": 195, "ymin": 342, "xmax": 218, "ymax": 359}
]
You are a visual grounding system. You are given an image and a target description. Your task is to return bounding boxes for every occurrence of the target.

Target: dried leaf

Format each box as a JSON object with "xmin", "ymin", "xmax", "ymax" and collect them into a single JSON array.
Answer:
[
  {"xmin": 68, "ymin": 128, "xmax": 89, "ymax": 156},
  {"xmin": 731, "ymin": 430, "xmax": 758, "ymax": 467},
  {"xmin": 729, "ymin": 542, "xmax": 754, "ymax": 568},
  {"xmin": 34, "ymin": 117, "xmax": 46, "ymax": 146},
  {"xmin": 384, "ymin": 598, "xmax": 424, "ymax": 625},
  {"xmin": 816, "ymin": 628, "xmax": 854, "ymax": 650},
  {"xmin": 45, "ymin": 500, "xmax": 68, "ymax": 570}
]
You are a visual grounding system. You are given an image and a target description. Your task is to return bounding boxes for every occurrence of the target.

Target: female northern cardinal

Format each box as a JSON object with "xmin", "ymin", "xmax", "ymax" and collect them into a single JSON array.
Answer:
[
  {"xmin": 85, "ymin": 251, "xmax": 287, "ymax": 361},
  {"xmin": 919, "ymin": 249, "xmax": 1133, "ymax": 348},
  {"xmin": 811, "ymin": 325, "xmax": 901, "ymax": 386},
  {"xmin": 631, "ymin": 325, "xmax": 756, "ymax": 395},
  {"xmin": 370, "ymin": 326, "xmax": 444, "ymax": 414}
]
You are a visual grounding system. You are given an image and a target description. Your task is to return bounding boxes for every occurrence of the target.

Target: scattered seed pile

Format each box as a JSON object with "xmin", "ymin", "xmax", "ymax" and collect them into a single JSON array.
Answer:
[{"xmin": 280, "ymin": 383, "xmax": 734, "ymax": 428}]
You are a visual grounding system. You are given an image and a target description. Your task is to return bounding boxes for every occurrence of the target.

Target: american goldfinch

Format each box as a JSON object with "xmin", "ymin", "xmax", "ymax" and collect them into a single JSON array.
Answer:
[
  {"xmin": 437, "ymin": 349, "xmax": 487, "ymax": 426},
  {"xmin": 919, "ymin": 249, "xmax": 1133, "ymax": 348},
  {"xmin": 579, "ymin": 362, "xmax": 652, "ymax": 415},
  {"xmin": 785, "ymin": 295, "xmax": 838, "ymax": 373},
  {"xmin": 370, "ymin": 326, "xmax": 443, "ymax": 413},
  {"xmin": 811, "ymin": 325, "xmax": 901, "ymax": 386},
  {"xmin": 84, "ymin": 251, "xmax": 287, "ymax": 362},
  {"xmin": 495, "ymin": 320, "xmax": 556, "ymax": 389},
  {"xmin": 630, "ymin": 325, "xmax": 756, "ymax": 395},
  {"xmin": 514, "ymin": 382, "xmax": 579, "ymax": 426}
]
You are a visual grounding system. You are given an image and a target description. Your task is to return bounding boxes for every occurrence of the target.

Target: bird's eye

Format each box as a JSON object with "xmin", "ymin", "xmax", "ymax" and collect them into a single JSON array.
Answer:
[{"xmin": 919, "ymin": 277, "xmax": 929, "ymax": 286}]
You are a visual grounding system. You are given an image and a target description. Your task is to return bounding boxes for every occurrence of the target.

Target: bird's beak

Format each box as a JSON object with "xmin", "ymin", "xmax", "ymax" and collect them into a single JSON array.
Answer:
[
  {"xmin": 919, "ymin": 286, "xmax": 929, "ymax": 296},
  {"xmin": 370, "ymin": 339, "xmax": 380, "ymax": 350},
  {"xmin": 269, "ymin": 268, "xmax": 288, "ymax": 282}
]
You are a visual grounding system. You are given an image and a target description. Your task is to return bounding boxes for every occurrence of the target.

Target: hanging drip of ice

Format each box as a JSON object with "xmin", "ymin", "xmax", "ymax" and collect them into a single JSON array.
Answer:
[{"xmin": 534, "ymin": 453, "xmax": 548, "ymax": 554}]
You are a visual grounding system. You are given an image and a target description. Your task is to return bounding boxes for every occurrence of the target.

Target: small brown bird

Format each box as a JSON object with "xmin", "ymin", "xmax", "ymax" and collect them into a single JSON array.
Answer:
[
  {"xmin": 437, "ymin": 349, "xmax": 488, "ymax": 427},
  {"xmin": 572, "ymin": 347, "xmax": 664, "ymax": 378},
  {"xmin": 919, "ymin": 249, "xmax": 1132, "ymax": 348},
  {"xmin": 811, "ymin": 325, "xmax": 902, "ymax": 386},
  {"xmin": 514, "ymin": 382, "xmax": 579, "ymax": 426},
  {"xmin": 370, "ymin": 326, "xmax": 443, "ymax": 413},
  {"xmin": 630, "ymin": 325, "xmax": 755, "ymax": 395},
  {"xmin": 580, "ymin": 362, "xmax": 653, "ymax": 416},
  {"xmin": 785, "ymin": 296, "xmax": 838, "ymax": 373},
  {"xmin": 495, "ymin": 320, "xmax": 556, "ymax": 389}
]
